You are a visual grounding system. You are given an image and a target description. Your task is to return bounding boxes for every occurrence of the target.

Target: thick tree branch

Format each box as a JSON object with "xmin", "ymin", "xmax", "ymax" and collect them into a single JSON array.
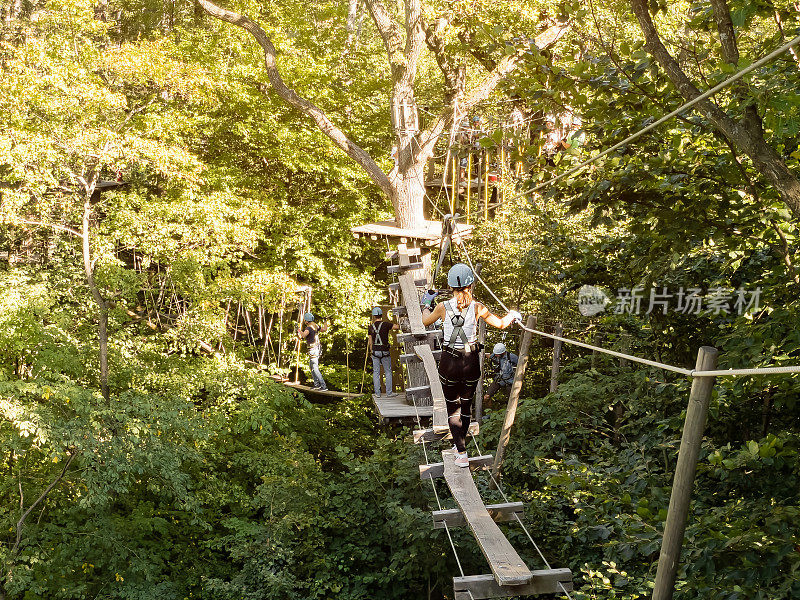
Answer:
[
  {"xmin": 630, "ymin": 0, "xmax": 800, "ymax": 220},
  {"xmin": 364, "ymin": 0, "xmax": 403, "ymax": 71},
  {"xmin": 709, "ymin": 0, "xmax": 739, "ymax": 64},
  {"xmin": 402, "ymin": 0, "xmax": 425, "ymax": 89},
  {"xmin": 198, "ymin": 0, "xmax": 392, "ymax": 195},
  {"xmin": 424, "ymin": 16, "xmax": 464, "ymax": 102},
  {"xmin": 12, "ymin": 451, "xmax": 76, "ymax": 556},
  {"xmin": 417, "ymin": 49, "xmax": 529, "ymax": 158}
]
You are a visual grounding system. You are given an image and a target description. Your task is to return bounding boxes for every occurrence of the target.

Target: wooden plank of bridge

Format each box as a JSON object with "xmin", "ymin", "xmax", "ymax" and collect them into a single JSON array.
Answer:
[
  {"xmin": 399, "ymin": 349, "xmax": 442, "ymax": 363},
  {"xmin": 413, "ymin": 344, "xmax": 448, "ymax": 432},
  {"xmin": 398, "ymin": 273, "xmax": 426, "ymax": 336},
  {"xmin": 419, "ymin": 454, "xmax": 494, "ymax": 480},
  {"xmin": 387, "ymin": 261, "xmax": 424, "ymax": 274},
  {"xmin": 432, "ymin": 502, "xmax": 523, "ymax": 529},
  {"xmin": 442, "ymin": 448, "xmax": 532, "ymax": 586},
  {"xmin": 413, "ymin": 421, "xmax": 479, "ymax": 444},
  {"xmin": 385, "ymin": 247, "xmax": 421, "ymax": 260},
  {"xmin": 452, "ymin": 569, "xmax": 573, "ymax": 599}
]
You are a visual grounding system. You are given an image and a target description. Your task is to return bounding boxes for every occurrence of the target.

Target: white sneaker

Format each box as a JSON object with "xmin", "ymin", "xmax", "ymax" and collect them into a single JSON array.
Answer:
[{"xmin": 454, "ymin": 451, "xmax": 469, "ymax": 468}]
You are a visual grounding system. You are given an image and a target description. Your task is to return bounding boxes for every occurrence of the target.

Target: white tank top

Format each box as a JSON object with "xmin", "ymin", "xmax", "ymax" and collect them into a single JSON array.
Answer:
[{"xmin": 442, "ymin": 299, "xmax": 478, "ymax": 348}]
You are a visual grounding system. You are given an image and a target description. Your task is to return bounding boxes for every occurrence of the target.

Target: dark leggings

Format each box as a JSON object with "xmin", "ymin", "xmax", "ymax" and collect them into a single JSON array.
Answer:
[{"xmin": 438, "ymin": 348, "xmax": 481, "ymax": 453}]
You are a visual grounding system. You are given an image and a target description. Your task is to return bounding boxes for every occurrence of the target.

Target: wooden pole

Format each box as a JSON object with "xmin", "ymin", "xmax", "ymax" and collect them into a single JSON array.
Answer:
[
  {"xmin": 293, "ymin": 303, "xmax": 303, "ymax": 384},
  {"xmin": 549, "ymin": 322, "xmax": 562, "ymax": 394},
  {"xmin": 450, "ymin": 151, "xmax": 457, "ymax": 213},
  {"xmin": 490, "ymin": 315, "xmax": 536, "ymax": 489},
  {"xmin": 499, "ymin": 145, "xmax": 506, "ymax": 207},
  {"xmin": 466, "ymin": 152, "xmax": 472, "ymax": 223},
  {"xmin": 652, "ymin": 346, "xmax": 719, "ymax": 600},
  {"xmin": 484, "ymin": 150, "xmax": 489, "ymax": 220},
  {"xmin": 276, "ymin": 294, "xmax": 285, "ymax": 371},
  {"xmin": 474, "ymin": 318, "xmax": 487, "ymax": 423}
]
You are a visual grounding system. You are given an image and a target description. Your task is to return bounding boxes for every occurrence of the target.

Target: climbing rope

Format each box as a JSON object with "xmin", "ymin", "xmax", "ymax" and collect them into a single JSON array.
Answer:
[{"xmin": 451, "ymin": 234, "xmax": 800, "ymax": 378}]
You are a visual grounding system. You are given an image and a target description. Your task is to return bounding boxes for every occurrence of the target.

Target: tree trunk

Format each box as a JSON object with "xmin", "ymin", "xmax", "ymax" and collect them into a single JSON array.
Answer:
[
  {"xmin": 82, "ymin": 199, "xmax": 110, "ymax": 401},
  {"xmin": 390, "ymin": 163, "xmax": 427, "ymax": 229}
]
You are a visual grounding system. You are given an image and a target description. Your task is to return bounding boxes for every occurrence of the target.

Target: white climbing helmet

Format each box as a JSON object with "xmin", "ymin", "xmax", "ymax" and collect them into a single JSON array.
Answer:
[
  {"xmin": 372, "ymin": 307, "xmax": 383, "ymax": 317},
  {"xmin": 447, "ymin": 263, "xmax": 475, "ymax": 289},
  {"xmin": 493, "ymin": 343, "xmax": 506, "ymax": 355}
]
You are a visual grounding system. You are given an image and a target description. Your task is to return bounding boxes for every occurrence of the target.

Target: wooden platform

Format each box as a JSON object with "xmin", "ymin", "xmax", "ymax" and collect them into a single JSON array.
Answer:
[
  {"xmin": 351, "ymin": 219, "xmax": 473, "ymax": 247},
  {"xmin": 442, "ymin": 448, "xmax": 532, "ymax": 586},
  {"xmin": 453, "ymin": 570, "xmax": 573, "ymax": 599},
  {"xmin": 270, "ymin": 377, "xmax": 362, "ymax": 400},
  {"xmin": 372, "ymin": 394, "xmax": 433, "ymax": 422}
]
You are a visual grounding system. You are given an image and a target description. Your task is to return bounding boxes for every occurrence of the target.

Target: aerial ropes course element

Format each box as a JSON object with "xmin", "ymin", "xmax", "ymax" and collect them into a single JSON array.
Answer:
[
  {"xmin": 441, "ymin": 226, "xmax": 800, "ymax": 600},
  {"xmin": 383, "ymin": 243, "xmax": 574, "ymax": 598}
]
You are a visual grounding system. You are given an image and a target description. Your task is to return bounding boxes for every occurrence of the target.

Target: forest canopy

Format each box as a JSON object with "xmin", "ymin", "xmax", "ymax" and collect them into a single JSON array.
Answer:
[{"xmin": 1, "ymin": 0, "xmax": 799, "ymax": 599}]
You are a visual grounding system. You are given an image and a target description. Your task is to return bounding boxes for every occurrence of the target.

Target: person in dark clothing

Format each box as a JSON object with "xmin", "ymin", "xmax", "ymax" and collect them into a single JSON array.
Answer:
[
  {"xmin": 367, "ymin": 307, "xmax": 400, "ymax": 397},
  {"xmin": 298, "ymin": 312, "xmax": 328, "ymax": 390},
  {"xmin": 421, "ymin": 264, "xmax": 521, "ymax": 467},
  {"xmin": 483, "ymin": 342, "xmax": 519, "ymax": 408}
]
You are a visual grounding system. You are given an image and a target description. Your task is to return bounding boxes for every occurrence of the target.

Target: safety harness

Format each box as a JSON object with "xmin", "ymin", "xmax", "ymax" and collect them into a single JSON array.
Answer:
[{"xmin": 443, "ymin": 301, "xmax": 476, "ymax": 354}]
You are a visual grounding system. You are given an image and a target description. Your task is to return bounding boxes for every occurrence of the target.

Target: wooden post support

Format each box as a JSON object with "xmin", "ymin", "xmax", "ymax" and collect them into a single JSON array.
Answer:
[
  {"xmin": 490, "ymin": 315, "xmax": 536, "ymax": 489},
  {"xmin": 484, "ymin": 150, "xmax": 489, "ymax": 220},
  {"xmin": 651, "ymin": 346, "xmax": 719, "ymax": 600},
  {"xmin": 474, "ymin": 319, "xmax": 487, "ymax": 423},
  {"xmin": 549, "ymin": 322, "xmax": 562, "ymax": 394},
  {"xmin": 466, "ymin": 152, "xmax": 472, "ymax": 222}
]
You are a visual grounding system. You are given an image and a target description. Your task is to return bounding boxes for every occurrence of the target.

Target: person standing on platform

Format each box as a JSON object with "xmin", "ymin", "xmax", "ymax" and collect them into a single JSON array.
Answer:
[
  {"xmin": 298, "ymin": 312, "xmax": 328, "ymax": 390},
  {"xmin": 421, "ymin": 264, "xmax": 521, "ymax": 468},
  {"xmin": 367, "ymin": 307, "xmax": 400, "ymax": 397},
  {"xmin": 483, "ymin": 342, "xmax": 518, "ymax": 409}
]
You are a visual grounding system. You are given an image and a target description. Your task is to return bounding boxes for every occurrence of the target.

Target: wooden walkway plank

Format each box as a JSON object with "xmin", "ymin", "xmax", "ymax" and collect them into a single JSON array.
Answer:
[
  {"xmin": 432, "ymin": 502, "xmax": 524, "ymax": 529},
  {"xmin": 387, "ymin": 278, "xmax": 427, "ymax": 292},
  {"xmin": 387, "ymin": 261, "xmax": 424, "ymax": 274},
  {"xmin": 385, "ymin": 247, "xmax": 421, "ymax": 260},
  {"xmin": 413, "ymin": 421, "xmax": 479, "ymax": 444},
  {"xmin": 400, "ymin": 349, "xmax": 442, "ymax": 363},
  {"xmin": 398, "ymin": 273, "xmax": 427, "ymax": 336},
  {"xmin": 413, "ymin": 344, "xmax": 448, "ymax": 431},
  {"xmin": 397, "ymin": 330, "xmax": 442, "ymax": 343},
  {"xmin": 442, "ymin": 448, "xmax": 532, "ymax": 586},
  {"xmin": 419, "ymin": 454, "xmax": 494, "ymax": 480},
  {"xmin": 373, "ymin": 394, "xmax": 432, "ymax": 421},
  {"xmin": 453, "ymin": 570, "xmax": 573, "ymax": 599}
]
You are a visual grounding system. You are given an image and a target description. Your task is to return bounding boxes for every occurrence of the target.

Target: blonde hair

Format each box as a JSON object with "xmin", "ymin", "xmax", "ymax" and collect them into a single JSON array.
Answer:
[{"xmin": 453, "ymin": 285, "xmax": 474, "ymax": 311}]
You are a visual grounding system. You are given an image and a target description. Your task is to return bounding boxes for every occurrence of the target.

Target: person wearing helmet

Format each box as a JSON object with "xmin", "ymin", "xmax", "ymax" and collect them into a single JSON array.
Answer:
[
  {"xmin": 421, "ymin": 264, "xmax": 522, "ymax": 468},
  {"xmin": 298, "ymin": 312, "xmax": 328, "ymax": 390},
  {"xmin": 368, "ymin": 306, "xmax": 400, "ymax": 397},
  {"xmin": 483, "ymin": 342, "xmax": 519, "ymax": 408}
]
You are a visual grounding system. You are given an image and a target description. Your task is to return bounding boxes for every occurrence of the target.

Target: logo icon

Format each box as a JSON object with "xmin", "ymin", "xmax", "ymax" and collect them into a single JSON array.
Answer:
[{"xmin": 577, "ymin": 285, "xmax": 609, "ymax": 316}]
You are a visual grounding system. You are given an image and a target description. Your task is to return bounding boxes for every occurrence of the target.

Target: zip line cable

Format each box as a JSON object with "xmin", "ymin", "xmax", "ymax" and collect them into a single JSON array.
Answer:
[{"xmin": 502, "ymin": 33, "xmax": 800, "ymax": 204}]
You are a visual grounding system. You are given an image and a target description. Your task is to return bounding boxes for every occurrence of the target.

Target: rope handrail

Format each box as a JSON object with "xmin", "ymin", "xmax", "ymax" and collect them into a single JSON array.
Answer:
[{"xmin": 451, "ymin": 237, "xmax": 800, "ymax": 380}]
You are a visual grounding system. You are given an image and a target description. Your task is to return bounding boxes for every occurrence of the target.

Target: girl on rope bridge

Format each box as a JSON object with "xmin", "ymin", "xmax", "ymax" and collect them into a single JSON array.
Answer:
[{"xmin": 420, "ymin": 264, "xmax": 521, "ymax": 467}]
